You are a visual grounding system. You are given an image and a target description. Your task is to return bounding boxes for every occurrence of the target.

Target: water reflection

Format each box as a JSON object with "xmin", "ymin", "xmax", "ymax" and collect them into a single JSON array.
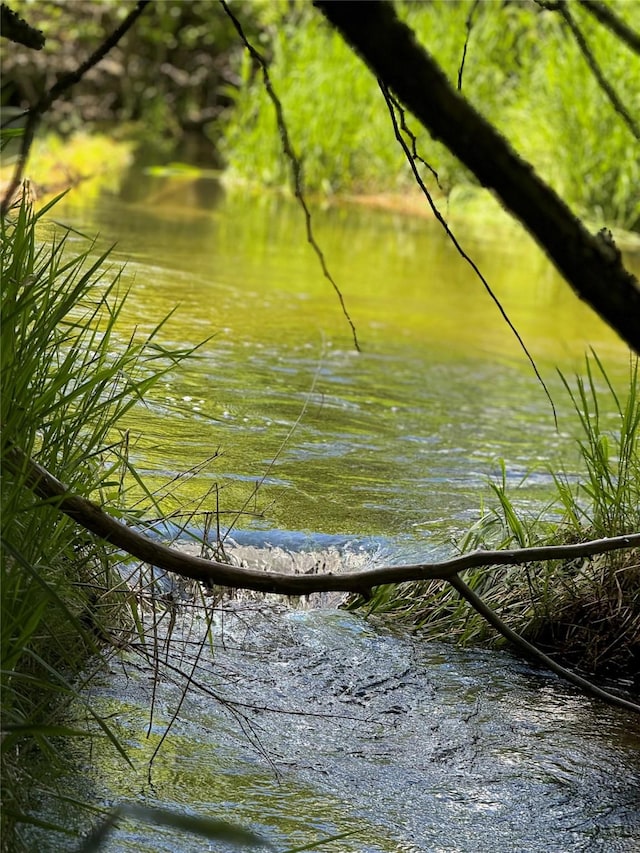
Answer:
[{"xmin": 55, "ymin": 181, "xmax": 633, "ymax": 550}]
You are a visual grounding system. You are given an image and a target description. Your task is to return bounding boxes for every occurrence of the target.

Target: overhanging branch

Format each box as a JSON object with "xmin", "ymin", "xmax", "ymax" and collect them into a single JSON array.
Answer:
[
  {"xmin": 313, "ymin": 0, "xmax": 640, "ymax": 354},
  {"xmin": 6, "ymin": 444, "xmax": 640, "ymax": 595}
]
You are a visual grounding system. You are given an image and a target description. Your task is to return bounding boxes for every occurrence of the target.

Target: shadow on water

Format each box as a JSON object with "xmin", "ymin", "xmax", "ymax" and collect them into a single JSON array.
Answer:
[{"xmin": 28, "ymin": 540, "xmax": 640, "ymax": 853}]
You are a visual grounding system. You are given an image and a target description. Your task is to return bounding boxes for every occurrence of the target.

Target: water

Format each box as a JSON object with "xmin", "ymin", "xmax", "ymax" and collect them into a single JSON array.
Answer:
[
  {"xmin": 56, "ymin": 594, "xmax": 636, "ymax": 853},
  {"xmin": 32, "ymin": 177, "xmax": 640, "ymax": 850},
  {"xmin": 55, "ymin": 177, "xmax": 635, "ymax": 547}
]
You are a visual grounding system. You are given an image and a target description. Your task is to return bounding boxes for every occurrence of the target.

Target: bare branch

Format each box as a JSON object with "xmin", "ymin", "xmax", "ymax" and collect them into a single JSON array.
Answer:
[
  {"xmin": 457, "ymin": 0, "xmax": 480, "ymax": 91},
  {"xmin": 0, "ymin": 3, "xmax": 45, "ymax": 49},
  {"xmin": 558, "ymin": 3, "xmax": 639, "ymax": 139},
  {"xmin": 379, "ymin": 81, "xmax": 557, "ymax": 425},
  {"xmin": 6, "ymin": 442, "xmax": 639, "ymax": 712},
  {"xmin": 6, "ymin": 443, "xmax": 640, "ymax": 595},
  {"xmin": 1, "ymin": 0, "xmax": 151, "ymax": 218},
  {"xmin": 219, "ymin": 0, "xmax": 360, "ymax": 351},
  {"xmin": 450, "ymin": 575, "xmax": 640, "ymax": 714},
  {"xmin": 577, "ymin": 0, "xmax": 640, "ymax": 55}
]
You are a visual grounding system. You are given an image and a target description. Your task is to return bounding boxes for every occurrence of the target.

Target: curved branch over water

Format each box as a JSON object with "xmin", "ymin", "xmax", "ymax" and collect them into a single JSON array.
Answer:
[
  {"xmin": 5, "ymin": 443, "xmax": 640, "ymax": 714},
  {"xmin": 7, "ymin": 444, "xmax": 640, "ymax": 595}
]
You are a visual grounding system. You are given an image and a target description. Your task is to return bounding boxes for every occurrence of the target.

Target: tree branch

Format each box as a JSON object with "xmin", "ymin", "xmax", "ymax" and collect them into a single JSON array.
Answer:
[
  {"xmin": 219, "ymin": 0, "xmax": 360, "ymax": 350},
  {"xmin": 6, "ymin": 442, "xmax": 639, "ymax": 712},
  {"xmin": 0, "ymin": 3, "xmax": 45, "ymax": 50},
  {"xmin": 450, "ymin": 575, "xmax": 640, "ymax": 714},
  {"xmin": 6, "ymin": 444, "xmax": 640, "ymax": 595},
  {"xmin": 577, "ymin": 0, "xmax": 640, "ymax": 55},
  {"xmin": 313, "ymin": 0, "xmax": 640, "ymax": 354}
]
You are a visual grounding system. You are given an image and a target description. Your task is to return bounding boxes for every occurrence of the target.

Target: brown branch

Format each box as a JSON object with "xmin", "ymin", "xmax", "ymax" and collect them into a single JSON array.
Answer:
[
  {"xmin": 6, "ymin": 443, "xmax": 640, "ymax": 712},
  {"xmin": 313, "ymin": 1, "xmax": 640, "ymax": 354},
  {"xmin": 6, "ymin": 444, "xmax": 640, "ymax": 595},
  {"xmin": 449, "ymin": 575, "xmax": 640, "ymax": 714},
  {"xmin": 577, "ymin": 0, "xmax": 640, "ymax": 55},
  {"xmin": 1, "ymin": 0, "xmax": 151, "ymax": 218}
]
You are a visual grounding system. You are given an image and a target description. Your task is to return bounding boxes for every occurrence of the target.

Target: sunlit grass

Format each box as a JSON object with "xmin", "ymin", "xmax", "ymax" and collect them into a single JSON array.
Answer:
[
  {"xmin": 222, "ymin": 0, "xmax": 639, "ymax": 230},
  {"xmin": 0, "ymin": 133, "xmax": 133, "ymax": 204}
]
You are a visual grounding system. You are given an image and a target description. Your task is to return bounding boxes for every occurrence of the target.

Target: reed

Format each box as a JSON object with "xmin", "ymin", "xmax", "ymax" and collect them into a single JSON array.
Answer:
[
  {"xmin": 362, "ymin": 354, "xmax": 640, "ymax": 679},
  {"xmin": 0, "ymin": 194, "xmax": 199, "ymax": 849}
]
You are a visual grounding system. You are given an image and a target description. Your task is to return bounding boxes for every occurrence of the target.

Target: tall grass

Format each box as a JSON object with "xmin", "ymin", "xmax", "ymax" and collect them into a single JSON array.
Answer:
[
  {"xmin": 222, "ymin": 0, "xmax": 639, "ymax": 229},
  {"xmin": 361, "ymin": 354, "xmax": 640, "ymax": 678},
  {"xmin": 0, "ymin": 195, "xmax": 199, "ymax": 849}
]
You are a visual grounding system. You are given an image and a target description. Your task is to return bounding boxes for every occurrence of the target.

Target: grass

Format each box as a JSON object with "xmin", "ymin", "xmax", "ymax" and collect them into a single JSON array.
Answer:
[
  {"xmin": 359, "ymin": 353, "xmax": 640, "ymax": 680},
  {"xmin": 0, "ymin": 193, "xmax": 200, "ymax": 849},
  {"xmin": 222, "ymin": 0, "xmax": 640, "ymax": 230},
  {"xmin": 0, "ymin": 189, "xmax": 358, "ymax": 851}
]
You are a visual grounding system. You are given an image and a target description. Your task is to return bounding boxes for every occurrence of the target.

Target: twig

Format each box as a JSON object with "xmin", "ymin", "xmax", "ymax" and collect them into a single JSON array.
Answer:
[
  {"xmin": 457, "ymin": 0, "xmax": 481, "ymax": 91},
  {"xmin": 449, "ymin": 574, "xmax": 640, "ymax": 714},
  {"xmin": 219, "ymin": 0, "xmax": 360, "ymax": 351},
  {"xmin": 1, "ymin": 0, "xmax": 151, "ymax": 218},
  {"xmin": 378, "ymin": 80, "xmax": 558, "ymax": 426},
  {"xmin": 559, "ymin": 3, "xmax": 639, "ymax": 139}
]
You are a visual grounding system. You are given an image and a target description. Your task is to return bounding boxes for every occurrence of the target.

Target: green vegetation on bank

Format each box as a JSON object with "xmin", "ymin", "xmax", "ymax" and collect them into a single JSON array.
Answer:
[
  {"xmin": 0, "ymin": 195, "xmax": 201, "ymax": 848},
  {"xmin": 2, "ymin": 1, "xmax": 638, "ymax": 229},
  {"xmin": 358, "ymin": 354, "xmax": 640, "ymax": 679},
  {"xmin": 223, "ymin": 0, "xmax": 640, "ymax": 230}
]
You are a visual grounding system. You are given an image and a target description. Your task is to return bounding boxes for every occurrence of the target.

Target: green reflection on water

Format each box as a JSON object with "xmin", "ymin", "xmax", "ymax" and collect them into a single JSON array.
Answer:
[{"xmin": 56, "ymin": 180, "xmax": 634, "ymax": 542}]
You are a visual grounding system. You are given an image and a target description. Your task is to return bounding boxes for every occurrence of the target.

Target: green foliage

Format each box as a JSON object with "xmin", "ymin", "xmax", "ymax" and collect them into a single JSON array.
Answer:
[
  {"xmin": 0, "ymin": 0, "xmax": 260, "ymax": 160},
  {"xmin": 553, "ymin": 352, "xmax": 640, "ymax": 538},
  {"xmin": 223, "ymin": 0, "xmax": 640, "ymax": 229},
  {"xmin": 0, "ymin": 195, "xmax": 198, "ymax": 849},
  {"xmin": 361, "ymin": 354, "xmax": 640, "ymax": 676}
]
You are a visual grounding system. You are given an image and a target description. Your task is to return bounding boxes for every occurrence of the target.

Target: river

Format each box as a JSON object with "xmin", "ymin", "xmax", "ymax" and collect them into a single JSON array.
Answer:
[{"xmin": 30, "ymin": 175, "xmax": 640, "ymax": 851}]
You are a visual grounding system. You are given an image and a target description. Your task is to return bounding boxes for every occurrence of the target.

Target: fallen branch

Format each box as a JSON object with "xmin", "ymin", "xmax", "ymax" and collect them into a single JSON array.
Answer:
[
  {"xmin": 6, "ymin": 443, "xmax": 640, "ymax": 593},
  {"xmin": 5, "ymin": 444, "xmax": 639, "ymax": 713},
  {"xmin": 450, "ymin": 575, "xmax": 640, "ymax": 714}
]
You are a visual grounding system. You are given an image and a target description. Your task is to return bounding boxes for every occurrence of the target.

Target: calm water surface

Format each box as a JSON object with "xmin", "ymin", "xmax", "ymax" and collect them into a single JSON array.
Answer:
[{"xmin": 34, "ymin": 178, "xmax": 639, "ymax": 851}]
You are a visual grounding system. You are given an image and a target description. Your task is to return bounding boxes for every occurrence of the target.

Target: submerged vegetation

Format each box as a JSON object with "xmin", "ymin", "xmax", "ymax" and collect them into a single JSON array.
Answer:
[{"xmin": 359, "ymin": 354, "xmax": 640, "ymax": 680}]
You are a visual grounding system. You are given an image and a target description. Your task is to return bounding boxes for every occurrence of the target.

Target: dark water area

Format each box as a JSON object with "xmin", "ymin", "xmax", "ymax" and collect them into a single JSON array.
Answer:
[{"xmin": 28, "ymin": 178, "xmax": 640, "ymax": 851}]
